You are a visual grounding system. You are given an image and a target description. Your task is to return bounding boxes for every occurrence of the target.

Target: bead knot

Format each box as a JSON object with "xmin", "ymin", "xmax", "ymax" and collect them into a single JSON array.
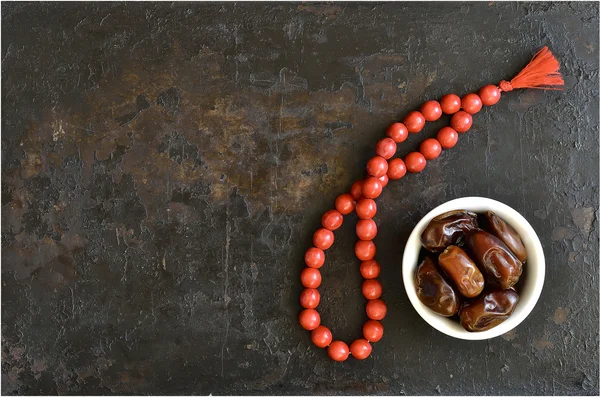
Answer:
[{"xmin": 499, "ymin": 80, "xmax": 513, "ymax": 92}]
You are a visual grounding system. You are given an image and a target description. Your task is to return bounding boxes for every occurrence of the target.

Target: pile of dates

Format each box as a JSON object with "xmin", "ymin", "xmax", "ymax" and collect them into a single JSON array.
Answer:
[{"xmin": 416, "ymin": 210, "xmax": 527, "ymax": 332}]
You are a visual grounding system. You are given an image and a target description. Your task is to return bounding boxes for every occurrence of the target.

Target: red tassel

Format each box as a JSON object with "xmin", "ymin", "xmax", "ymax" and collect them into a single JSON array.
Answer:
[{"xmin": 499, "ymin": 46, "xmax": 564, "ymax": 92}]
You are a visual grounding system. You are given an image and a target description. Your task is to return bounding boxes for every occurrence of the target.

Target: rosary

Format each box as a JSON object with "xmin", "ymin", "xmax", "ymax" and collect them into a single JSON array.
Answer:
[{"xmin": 298, "ymin": 47, "xmax": 564, "ymax": 361}]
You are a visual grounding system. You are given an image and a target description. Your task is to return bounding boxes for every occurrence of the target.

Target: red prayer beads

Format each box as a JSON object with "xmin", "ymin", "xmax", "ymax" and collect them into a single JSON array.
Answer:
[
  {"xmin": 300, "ymin": 42, "xmax": 567, "ymax": 355},
  {"xmin": 299, "ymin": 81, "xmax": 504, "ymax": 361}
]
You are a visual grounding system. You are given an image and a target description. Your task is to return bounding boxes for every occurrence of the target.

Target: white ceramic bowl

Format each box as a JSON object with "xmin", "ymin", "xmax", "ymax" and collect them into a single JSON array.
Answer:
[{"xmin": 402, "ymin": 197, "xmax": 545, "ymax": 340}]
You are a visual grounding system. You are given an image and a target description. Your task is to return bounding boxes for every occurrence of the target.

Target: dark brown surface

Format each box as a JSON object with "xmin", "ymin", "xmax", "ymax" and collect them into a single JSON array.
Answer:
[{"xmin": 2, "ymin": 2, "xmax": 599, "ymax": 395}]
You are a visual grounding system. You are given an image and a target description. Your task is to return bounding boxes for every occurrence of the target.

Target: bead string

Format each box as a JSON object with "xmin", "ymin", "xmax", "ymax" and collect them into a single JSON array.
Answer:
[{"xmin": 299, "ymin": 84, "xmax": 504, "ymax": 361}]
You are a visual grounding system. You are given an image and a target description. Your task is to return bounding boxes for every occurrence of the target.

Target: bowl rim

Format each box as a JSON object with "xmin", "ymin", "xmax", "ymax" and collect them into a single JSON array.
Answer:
[{"xmin": 401, "ymin": 196, "xmax": 546, "ymax": 340}]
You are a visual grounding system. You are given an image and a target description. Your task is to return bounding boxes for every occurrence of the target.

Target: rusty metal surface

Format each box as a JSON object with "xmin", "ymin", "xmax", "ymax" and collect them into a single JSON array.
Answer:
[{"xmin": 2, "ymin": 2, "xmax": 598, "ymax": 395}]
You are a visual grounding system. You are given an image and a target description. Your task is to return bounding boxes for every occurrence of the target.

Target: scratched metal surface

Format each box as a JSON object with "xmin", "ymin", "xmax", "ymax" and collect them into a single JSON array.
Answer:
[{"xmin": 2, "ymin": 2, "xmax": 598, "ymax": 395}]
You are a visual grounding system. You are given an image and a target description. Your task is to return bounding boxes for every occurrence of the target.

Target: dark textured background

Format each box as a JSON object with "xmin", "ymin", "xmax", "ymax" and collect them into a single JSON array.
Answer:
[{"xmin": 2, "ymin": 2, "xmax": 599, "ymax": 395}]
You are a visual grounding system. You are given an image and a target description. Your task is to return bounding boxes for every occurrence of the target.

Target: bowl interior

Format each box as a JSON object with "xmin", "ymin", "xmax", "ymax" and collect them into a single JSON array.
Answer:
[{"xmin": 402, "ymin": 197, "xmax": 545, "ymax": 340}]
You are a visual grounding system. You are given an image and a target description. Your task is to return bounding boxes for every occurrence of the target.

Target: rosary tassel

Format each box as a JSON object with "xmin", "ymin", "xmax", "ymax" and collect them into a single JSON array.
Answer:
[{"xmin": 499, "ymin": 46, "xmax": 565, "ymax": 92}]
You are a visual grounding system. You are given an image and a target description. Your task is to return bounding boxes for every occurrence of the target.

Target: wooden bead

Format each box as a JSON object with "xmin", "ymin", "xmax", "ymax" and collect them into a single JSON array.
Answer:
[
  {"xmin": 387, "ymin": 158, "xmax": 407, "ymax": 180},
  {"xmin": 479, "ymin": 85, "xmax": 501, "ymax": 106},
  {"xmin": 300, "ymin": 268, "xmax": 321, "ymax": 288},
  {"xmin": 386, "ymin": 122, "xmax": 408, "ymax": 143},
  {"xmin": 363, "ymin": 320, "xmax": 384, "ymax": 342},
  {"xmin": 450, "ymin": 111, "xmax": 473, "ymax": 133},
  {"xmin": 299, "ymin": 308, "xmax": 320, "ymax": 330},
  {"xmin": 362, "ymin": 279, "xmax": 383, "ymax": 299},
  {"xmin": 361, "ymin": 177, "xmax": 383, "ymax": 199},
  {"xmin": 366, "ymin": 299, "xmax": 387, "ymax": 320},
  {"xmin": 313, "ymin": 228, "xmax": 334, "ymax": 250},
  {"xmin": 366, "ymin": 156, "xmax": 389, "ymax": 178},
  {"xmin": 355, "ymin": 240, "xmax": 376, "ymax": 261},
  {"xmin": 440, "ymin": 94, "xmax": 461, "ymax": 114},
  {"xmin": 349, "ymin": 339, "xmax": 372, "ymax": 360},
  {"xmin": 405, "ymin": 152, "xmax": 427, "ymax": 173},
  {"xmin": 311, "ymin": 326, "xmax": 332, "ymax": 348},
  {"xmin": 379, "ymin": 174, "xmax": 389, "ymax": 188},
  {"xmin": 360, "ymin": 260, "xmax": 381, "ymax": 279},
  {"xmin": 356, "ymin": 198, "xmax": 377, "ymax": 219},
  {"xmin": 350, "ymin": 180, "xmax": 363, "ymax": 200},
  {"xmin": 335, "ymin": 193, "xmax": 356, "ymax": 215},
  {"xmin": 321, "ymin": 209, "xmax": 343, "ymax": 231},
  {"xmin": 304, "ymin": 247, "xmax": 325, "ymax": 268},
  {"xmin": 356, "ymin": 219, "xmax": 377, "ymax": 241},
  {"xmin": 461, "ymin": 93, "xmax": 483, "ymax": 114},
  {"xmin": 420, "ymin": 100, "xmax": 442, "ymax": 121},
  {"xmin": 437, "ymin": 127, "xmax": 458, "ymax": 149},
  {"xmin": 376, "ymin": 137, "xmax": 397, "ymax": 159},
  {"xmin": 419, "ymin": 138, "xmax": 442, "ymax": 160},
  {"xmin": 300, "ymin": 288, "xmax": 320, "ymax": 309},
  {"xmin": 327, "ymin": 341, "xmax": 350, "ymax": 362},
  {"xmin": 403, "ymin": 111, "xmax": 426, "ymax": 133}
]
